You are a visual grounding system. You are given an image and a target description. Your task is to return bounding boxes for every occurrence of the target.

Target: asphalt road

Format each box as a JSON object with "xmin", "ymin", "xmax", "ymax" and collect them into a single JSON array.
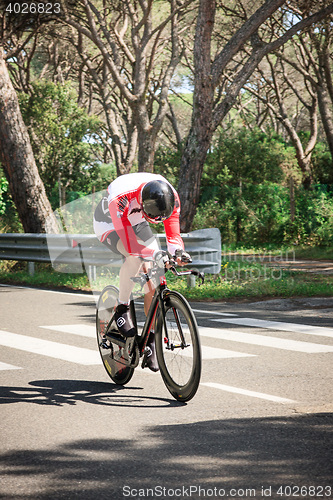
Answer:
[{"xmin": 0, "ymin": 284, "xmax": 332, "ymax": 500}]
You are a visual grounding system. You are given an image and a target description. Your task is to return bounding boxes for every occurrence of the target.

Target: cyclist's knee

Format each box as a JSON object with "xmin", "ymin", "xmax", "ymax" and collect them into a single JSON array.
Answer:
[{"xmin": 123, "ymin": 255, "xmax": 141, "ymax": 272}]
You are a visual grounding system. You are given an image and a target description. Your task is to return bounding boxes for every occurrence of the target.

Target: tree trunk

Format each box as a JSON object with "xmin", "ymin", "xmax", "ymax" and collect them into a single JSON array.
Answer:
[
  {"xmin": 0, "ymin": 50, "xmax": 58, "ymax": 233},
  {"xmin": 236, "ymin": 180, "xmax": 242, "ymax": 244},
  {"xmin": 178, "ymin": 0, "xmax": 215, "ymax": 232},
  {"xmin": 137, "ymin": 126, "xmax": 155, "ymax": 173},
  {"xmin": 289, "ymin": 177, "xmax": 295, "ymax": 223},
  {"xmin": 178, "ymin": 132, "xmax": 212, "ymax": 231},
  {"xmin": 317, "ymin": 84, "xmax": 333, "ymax": 164}
]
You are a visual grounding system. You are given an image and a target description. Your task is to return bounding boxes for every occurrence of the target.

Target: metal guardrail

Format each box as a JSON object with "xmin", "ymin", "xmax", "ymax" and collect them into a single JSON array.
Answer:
[{"xmin": 0, "ymin": 228, "xmax": 221, "ymax": 275}]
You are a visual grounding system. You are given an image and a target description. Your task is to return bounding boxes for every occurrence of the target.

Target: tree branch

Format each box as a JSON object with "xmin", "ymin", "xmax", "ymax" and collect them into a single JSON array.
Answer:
[
  {"xmin": 212, "ymin": 2, "xmax": 333, "ymax": 129},
  {"xmin": 211, "ymin": 0, "xmax": 285, "ymax": 87}
]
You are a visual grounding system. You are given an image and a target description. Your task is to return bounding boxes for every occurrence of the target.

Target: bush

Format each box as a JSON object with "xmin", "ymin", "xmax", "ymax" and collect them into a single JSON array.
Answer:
[
  {"xmin": 193, "ymin": 182, "xmax": 333, "ymax": 246},
  {"xmin": 0, "ymin": 173, "xmax": 23, "ymax": 233}
]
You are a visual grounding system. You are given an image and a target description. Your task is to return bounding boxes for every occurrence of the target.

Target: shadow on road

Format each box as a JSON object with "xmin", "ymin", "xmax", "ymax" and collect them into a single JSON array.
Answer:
[
  {"xmin": 0, "ymin": 379, "xmax": 181, "ymax": 408},
  {"xmin": 0, "ymin": 412, "xmax": 332, "ymax": 499}
]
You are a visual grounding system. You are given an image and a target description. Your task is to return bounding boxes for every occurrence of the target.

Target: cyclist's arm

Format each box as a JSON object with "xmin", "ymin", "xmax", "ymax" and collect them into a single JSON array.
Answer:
[{"xmin": 163, "ymin": 190, "xmax": 185, "ymax": 256}]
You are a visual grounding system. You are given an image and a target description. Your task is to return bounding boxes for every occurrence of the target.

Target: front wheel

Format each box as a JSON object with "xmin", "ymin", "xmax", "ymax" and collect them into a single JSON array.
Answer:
[
  {"xmin": 96, "ymin": 285, "xmax": 134, "ymax": 385},
  {"xmin": 155, "ymin": 291, "xmax": 201, "ymax": 402}
]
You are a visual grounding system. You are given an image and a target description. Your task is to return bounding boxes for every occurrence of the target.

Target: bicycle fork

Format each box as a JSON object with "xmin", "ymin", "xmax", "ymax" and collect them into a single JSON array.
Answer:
[{"xmin": 161, "ymin": 296, "xmax": 189, "ymax": 351}]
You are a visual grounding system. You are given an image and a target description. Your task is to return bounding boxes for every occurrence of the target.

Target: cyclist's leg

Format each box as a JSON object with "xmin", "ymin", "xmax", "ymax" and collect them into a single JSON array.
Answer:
[
  {"xmin": 132, "ymin": 222, "xmax": 160, "ymax": 315},
  {"xmin": 127, "ymin": 232, "xmax": 159, "ymax": 372},
  {"xmin": 118, "ymin": 255, "xmax": 142, "ymax": 303},
  {"xmin": 94, "ymin": 229, "xmax": 140, "ymax": 336},
  {"xmin": 140, "ymin": 263, "xmax": 159, "ymax": 371},
  {"xmin": 141, "ymin": 262, "xmax": 155, "ymax": 315},
  {"xmin": 112, "ymin": 239, "xmax": 142, "ymax": 336}
]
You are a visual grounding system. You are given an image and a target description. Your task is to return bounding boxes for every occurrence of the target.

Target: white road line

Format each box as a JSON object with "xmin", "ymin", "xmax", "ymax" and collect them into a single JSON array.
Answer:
[
  {"xmin": 0, "ymin": 283, "xmax": 94, "ymax": 300},
  {"xmin": 135, "ymin": 302, "xmax": 238, "ymax": 317},
  {"xmin": 191, "ymin": 308, "xmax": 238, "ymax": 317},
  {"xmin": 201, "ymin": 382, "xmax": 297, "ymax": 404},
  {"xmin": 0, "ymin": 331, "xmax": 100, "ymax": 365},
  {"xmin": 0, "ymin": 361, "xmax": 21, "ymax": 371},
  {"xmin": 202, "ymin": 346, "xmax": 255, "ymax": 359},
  {"xmin": 212, "ymin": 317, "xmax": 333, "ymax": 338},
  {"xmin": 198, "ymin": 326, "xmax": 333, "ymax": 353},
  {"xmin": 40, "ymin": 324, "xmax": 96, "ymax": 338},
  {"xmin": 176, "ymin": 345, "xmax": 255, "ymax": 359},
  {"xmin": 41, "ymin": 324, "xmax": 254, "ymax": 359},
  {"xmin": 41, "ymin": 323, "xmax": 333, "ymax": 354}
]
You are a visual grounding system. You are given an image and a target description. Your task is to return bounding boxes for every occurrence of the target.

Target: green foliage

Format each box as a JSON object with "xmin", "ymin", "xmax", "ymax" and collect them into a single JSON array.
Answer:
[
  {"xmin": 203, "ymin": 128, "xmax": 285, "ymax": 189},
  {"xmin": 288, "ymin": 186, "xmax": 333, "ymax": 245},
  {"xmin": 153, "ymin": 144, "xmax": 182, "ymax": 185},
  {"xmin": 311, "ymin": 140, "xmax": 333, "ymax": 184},
  {"xmin": 194, "ymin": 183, "xmax": 288, "ymax": 245},
  {"xmin": 187, "ymin": 127, "xmax": 333, "ymax": 247},
  {"xmin": 0, "ymin": 176, "xmax": 8, "ymax": 215},
  {"xmin": 92, "ymin": 162, "xmax": 118, "ymax": 192},
  {"xmin": 18, "ymin": 80, "xmax": 101, "ymax": 207},
  {"xmin": 0, "ymin": 171, "xmax": 23, "ymax": 232},
  {"xmin": 194, "ymin": 183, "xmax": 333, "ymax": 246}
]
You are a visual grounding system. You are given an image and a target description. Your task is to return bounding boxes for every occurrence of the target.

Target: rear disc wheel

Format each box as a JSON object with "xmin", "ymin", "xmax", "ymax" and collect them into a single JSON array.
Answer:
[{"xmin": 96, "ymin": 285, "xmax": 134, "ymax": 385}]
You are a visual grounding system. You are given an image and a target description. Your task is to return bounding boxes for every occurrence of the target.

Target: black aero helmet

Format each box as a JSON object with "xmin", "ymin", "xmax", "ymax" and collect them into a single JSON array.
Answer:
[{"xmin": 141, "ymin": 180, "xmax": 175, "ymax": 223}]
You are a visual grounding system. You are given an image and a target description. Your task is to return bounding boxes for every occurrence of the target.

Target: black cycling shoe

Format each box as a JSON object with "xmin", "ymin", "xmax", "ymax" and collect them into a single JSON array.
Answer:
[
  {"xmin": 114, "ymin": 304, "xmax": 136, "ymax": 338},
  {"xmin": 145, "ymin": 333, "xmax": 159, "ymax": 372}
]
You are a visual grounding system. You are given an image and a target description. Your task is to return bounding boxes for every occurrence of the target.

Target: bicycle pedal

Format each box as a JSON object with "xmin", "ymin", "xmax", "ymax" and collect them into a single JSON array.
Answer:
[
  {"xmin": 105, "ymin": 331, "xmax": 126, "ymax": 347},
  {"xmin": 100, "ymin": 338, "xmax": 110, "ymax": 349},
  {"xmin": 141, "ymin": 346, "xmax": 152, "ymax": 369}
]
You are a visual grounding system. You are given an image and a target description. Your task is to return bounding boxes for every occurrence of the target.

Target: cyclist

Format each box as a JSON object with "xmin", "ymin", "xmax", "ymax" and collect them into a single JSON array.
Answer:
[{"xmin": 93, "ymin": 172, "xmax": 191, "ymax": 372}]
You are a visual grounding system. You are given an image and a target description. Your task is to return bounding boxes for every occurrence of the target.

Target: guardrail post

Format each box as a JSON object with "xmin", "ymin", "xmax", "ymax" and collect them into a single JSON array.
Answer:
[
  {"xmin": 88, "ymin": 265, "xmax": 96, "ymax": 282},
  {"xmin": 187, "ymin": 274, "xmax": 196, "ymax": 288},
  {"xmin": 28, "ymin": 262, "xmax": 35, "ymax": 276}
]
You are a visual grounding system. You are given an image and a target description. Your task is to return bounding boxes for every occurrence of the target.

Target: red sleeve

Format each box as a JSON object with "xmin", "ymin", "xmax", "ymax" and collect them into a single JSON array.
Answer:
[
  {"xmin": 163, "ymin": 190, "xmax": 185, "ymax": 254},
  {"xmin": 108, "ymin": 197, "xmax": 155, "ymax": 259}
]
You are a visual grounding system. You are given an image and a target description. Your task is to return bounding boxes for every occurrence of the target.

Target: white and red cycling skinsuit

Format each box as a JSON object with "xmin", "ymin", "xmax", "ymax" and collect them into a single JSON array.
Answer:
[{"xmin": 93, "ymin": 173, "xmax": 184, "ymax": 259}]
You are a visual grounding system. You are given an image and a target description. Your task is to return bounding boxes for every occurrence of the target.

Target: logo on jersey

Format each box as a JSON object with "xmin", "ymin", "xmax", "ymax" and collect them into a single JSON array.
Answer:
[
  {"xmin": 130, "ymin": 208, "xmax": 141, "ymax": 215},
  {"xmin": 117, "ymin": 195, "xmax": 129, "ymax": 213}
]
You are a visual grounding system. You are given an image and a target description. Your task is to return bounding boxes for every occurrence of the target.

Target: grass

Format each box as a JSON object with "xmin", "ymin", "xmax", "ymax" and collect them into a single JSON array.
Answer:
[
  {"xmin": 221, "ymin": 244, "xmax": 333, "ymax": 260},
  {"xmin": 1, "ymin": 258, "xmax": 332, "ymax": 302},
  {"xmin": 168, "ymin": 267, "xmax": 333, "ymax": 301}
]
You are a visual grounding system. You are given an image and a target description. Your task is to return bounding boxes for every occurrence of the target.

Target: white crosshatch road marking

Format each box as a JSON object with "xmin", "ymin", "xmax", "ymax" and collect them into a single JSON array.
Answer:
[
  {"xmin": 201, "ymin": 383, "xmax": 297, "ymax": 404},
  {"xmin": 198, "ymin": 326, "xmax": 333, "ymax": 353},
  {"xmin": 41, "ymin": 324, "xmax": 255, "ymax": 359},
  {"xmin": 0, "ymin": 361, "xmax": 21, "ymax": 371},
  {"xmin": 40, "ymin": 324, "xmax": 96, "ymax": 338},
  {"xmin": 191, "ymin": 308, "xmax": 238, "ymax": 317},
  {"xmin": 135, "ymin": 302, "xmax": 239, "ymax": 317},
  {"xmin": 211, "ymin": 317, "xmax": 333, "ymax": 338},
  {"xmin": 174, "ymin": 345, "xmax": 255, "ymax": 359},
  {"xmin": 0, "ymin": 322, "xmax": 325, "ymax": 404},
  {"xmin": 40, "ymin": 322, "xmax": 333, "ymax": 355},
  {"xmin": 0, "ymin": 331, "xmax": 100, "ymax": 365}
]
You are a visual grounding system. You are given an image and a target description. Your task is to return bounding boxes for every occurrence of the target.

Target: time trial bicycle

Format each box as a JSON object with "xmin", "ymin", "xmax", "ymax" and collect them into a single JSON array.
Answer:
[{"xmin": 96, "ymin": 254, "xmax": 203, "ymax": 402}]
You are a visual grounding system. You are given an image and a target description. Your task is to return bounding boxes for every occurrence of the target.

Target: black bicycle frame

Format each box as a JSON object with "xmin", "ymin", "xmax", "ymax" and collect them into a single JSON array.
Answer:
[
  {"xmin": 135, "ymin": 277, "xmax": 168, "ymax": 355},
  {"xmin": 104, "ymin": 266, "xmax": 203, "ymax": 358}
]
